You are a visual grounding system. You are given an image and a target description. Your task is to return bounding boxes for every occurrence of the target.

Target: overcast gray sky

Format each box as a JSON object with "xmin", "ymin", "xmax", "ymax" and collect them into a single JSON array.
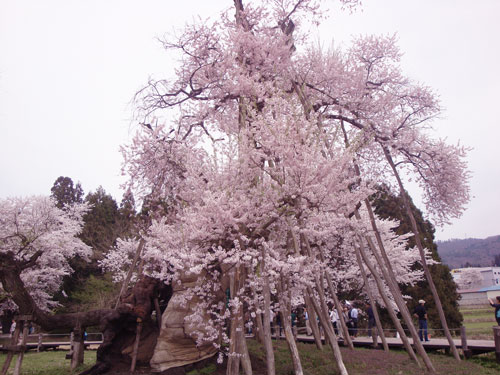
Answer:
[{"xmin": 1, "ymin": 0, "xmax": 499, "ymax": 241}]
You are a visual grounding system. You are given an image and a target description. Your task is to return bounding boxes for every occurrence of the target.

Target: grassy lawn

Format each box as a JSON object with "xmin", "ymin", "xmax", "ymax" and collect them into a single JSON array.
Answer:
[
  {"xmin": 190, "ymin": 340, "xmax": 500, "ymax": 375},
  {"xmin": 459, "ymin": 305, "xmax": 497, "ymax": 338},
  {"xmin": 2, "ymin": 341, "xmax": 500, "ymax": 375},
  {"xmin": 0, "ymin": 350, "xmax": 96, "ymax": 375}
]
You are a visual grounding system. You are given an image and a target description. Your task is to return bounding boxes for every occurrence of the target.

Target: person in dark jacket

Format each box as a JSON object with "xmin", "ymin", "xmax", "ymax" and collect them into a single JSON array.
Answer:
[
  {"xmin": 366, "ymin": 302, "xmax": 376, "ymax": 338},
  {"xmin": 488, "ymin": 296, "xmax": 500, "ymax": 326},
  {"xmin": 413, "ymin": 299, "xmax": 429, "ymax": 342}
]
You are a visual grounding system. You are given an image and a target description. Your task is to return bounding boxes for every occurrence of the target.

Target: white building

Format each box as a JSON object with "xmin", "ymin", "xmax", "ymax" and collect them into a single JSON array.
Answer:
[
  {"xmin": 452, "ymin": 267, "xmax": 500, "ymax": 289},
  {"xmin": 451, "ymin": 267, "xmax": 500, "ymax": 306}
]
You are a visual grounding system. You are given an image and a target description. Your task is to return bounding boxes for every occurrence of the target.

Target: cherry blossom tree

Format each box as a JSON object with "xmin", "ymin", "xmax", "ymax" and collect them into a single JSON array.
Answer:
[
  {"xmin": 117, "ymin": 0, "xmax": 471, "ymax": 374},
  {"xmin": 1, "ymin": 1, "xmax": 471, "ymax": 375},
  {"xmin": 455, "ymin": 268, "xmax": 482, "ymax": 290},
  {"xmin": 0, "ymin": 196, "xmax": 91, "ymax": 313}
]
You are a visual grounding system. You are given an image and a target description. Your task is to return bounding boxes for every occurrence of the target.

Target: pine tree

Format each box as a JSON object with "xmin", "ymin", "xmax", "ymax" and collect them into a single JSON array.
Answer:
[{"xmin": 50, "ymin": 176, "xmax": 84, "ymax": 208}]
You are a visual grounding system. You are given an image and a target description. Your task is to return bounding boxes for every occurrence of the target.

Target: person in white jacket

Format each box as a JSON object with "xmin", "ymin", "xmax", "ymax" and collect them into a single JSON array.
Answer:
[{"xmin": 330, "ymin": 308, "xmax": 339, "ymax": 335}]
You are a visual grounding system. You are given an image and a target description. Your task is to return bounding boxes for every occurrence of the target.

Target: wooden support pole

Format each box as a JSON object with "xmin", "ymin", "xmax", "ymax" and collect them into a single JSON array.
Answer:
[
  {"xmin": 1, "ymin": 321, "xmax": 21, "ymax": 375},
  {"xmin": 1, "ymin": 316, "xmax": 33, "ymax": 375},
  {"xmin": 116, "ymin": 239, "xmax": 145, "ymax": 309},
  {"xmin": 13, "ymin": 320, "xmax": 29, "ymax": 375},
  {"xmin": 130, "ymin": 318, "xmax": 143, "ymax": 373},
  {"xmin": 493, "ymin": 326, "xmax": 500, "ymax": 363},
  {"xmin": 460, "ymin": 326, "xmax": 471, "ymax": 359}
]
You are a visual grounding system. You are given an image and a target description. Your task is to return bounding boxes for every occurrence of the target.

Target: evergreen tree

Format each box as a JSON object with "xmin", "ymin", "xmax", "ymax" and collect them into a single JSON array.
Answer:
[
  {"xmin": 57, "ymin": 186, "xmax": 123, "ymax": 312},
  {"xmin": 50, "ymin": 176, "xmax": 84, "ymax": 208},
  {"xmin": 80, "ymin": 186, "xmax": 120, "ymax": 252},
  {"xmin": 372, "ymin": 185, "xmax": 463, "ymax": 330},
  {"xmin": 117, "ymin": 189, "xmax": 138, "ymax": 238}
]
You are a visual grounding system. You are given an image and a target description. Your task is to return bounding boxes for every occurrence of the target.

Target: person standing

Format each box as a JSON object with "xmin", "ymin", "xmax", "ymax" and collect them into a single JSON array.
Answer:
[
  {"xmin": 9, "ymin": 319, "xmax": 16, "ymax": 337},
  {"xmin": 366, "ymin": 303, "xmax": 376, "ymax": 338},
  {"xmin": 488, "ymin": 296, "xmax": 500, "ymax": 326},
  {"xmin": 305, "ymin": 310, "xmax": 312, "ymax": 336},
  {"xmin": 413, "ymin": 299, "xmax": 429, "ymax": 342},
  {"xmin": 349, "ymin": 304, "xmax": 359, "ymax": 338},
  {"xmin": 330, "ymin": 308, "xmax": 339, "ymax": 335},
  {"xmin": 343, "ymin": 304, "xmax": 352, "ymax": 336}
]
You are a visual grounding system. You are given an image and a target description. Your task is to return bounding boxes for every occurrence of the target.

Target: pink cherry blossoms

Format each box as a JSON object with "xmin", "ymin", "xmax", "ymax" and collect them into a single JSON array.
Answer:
[
  {"xmin": 0, "ymin": 196, "xmax": 91, "ymax": 312},
  {"xmin": 114, "ymin": 1, "xmax": 469, "ymax": 374}
]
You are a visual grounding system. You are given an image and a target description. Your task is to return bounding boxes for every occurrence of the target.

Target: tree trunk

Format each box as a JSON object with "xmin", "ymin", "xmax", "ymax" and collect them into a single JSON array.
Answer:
[
  {"xmin": 255, "ymin": 311, "xmax": 265, "ymax": 343},
  {"xmin": 227, "ymin": 272, "xmax": 241, "ymax": 375},
  {"xmin": 382, "ymin": 145, "xmax": 461, "ymax": 361},
  {"xmin": 277, "ymin": 278, "xmax": 304, "ymax": 375},
  {"xmin": 116, "ymin": 239, "xmax": 145, "ymax": 309},
  {"xmin": 130, "ymin": 318, "xmax": 143, "ymax": 373},
  {"xmin": 288, "ymin": 224, "xmax": 322, "ymax": 350},
  {"xmin": 306, "ymin": 289, "xmax": 349, "ymax": 375},
  {"xmin": 239, "ymin": 320, "xmax": 253, "ymax": 375},
  {"xmin": 288, "ymin": 224, "xmax": 348, "ymax": 375},
  {"xmin": 354, "ymin": 243, "xmax": 389, "ymax": 351},
  {"xmin": 316, "ymin": 246, "xmax": 354, "ymax": 349},
  {"xmin": 71, "ymin": 325, "xmax": 85, "ymax": 370},
  {"xmin": 354, "ymin": 232, "xmax": 420, "ymax": 364},
  {"xmin": 260, "ymin": 250, "xmax": 276, "ymax": 375},
  {"xmin": 361, "ymin": 200, "xmax": 436, "ymax": 373},
  {"xmin": 0, "ymin": 258, "xmax": 172, "ymax": 375},
  {"xmin": 304, "ymin": 294, "xmax": 324, "ymax": 350},
  {"xmin": 227, "ymin": 266, "xmax": 252, "ymax": 375},
  {"xmin": 340, "ymin": 120, "xmax": 432, "ymax": 372}
]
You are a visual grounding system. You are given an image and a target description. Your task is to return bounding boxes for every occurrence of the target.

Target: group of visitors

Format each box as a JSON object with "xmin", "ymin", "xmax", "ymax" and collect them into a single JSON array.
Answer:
[
  {"xmin": 253, "ymin": 295, "xmax": 500, "ymax": 342},
  {"xmin": 327, "ymin": 302, "xmax": 360, "ymax": 339}
]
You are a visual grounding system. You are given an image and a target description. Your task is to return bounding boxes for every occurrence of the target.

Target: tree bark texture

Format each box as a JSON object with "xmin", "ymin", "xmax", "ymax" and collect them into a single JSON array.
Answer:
[
  {"xmin": 316, "ymin": 245, "xmax": 354, "ymax": 349},
  {"xmin": 277, "ymin": 277, "xmax": 304, "ymax": 375},
  {"xmin": 0, "ymin": 254, "xmax": 173, "ymax": 375},
  {"xmin": 71, "ymin": 325, "xmax": 85, "ymax": 370},
  {"xmin": 259, "ymin": 250, "xmax": 276, "ymax": 375}
]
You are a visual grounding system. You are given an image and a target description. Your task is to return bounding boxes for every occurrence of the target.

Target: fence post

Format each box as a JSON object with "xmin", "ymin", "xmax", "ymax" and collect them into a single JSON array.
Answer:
[
  {"xmin": 12, "ymin": 315, "xmax": 32, "ymax": 375},
  {"xmin": 37, "ymin": 333, "xmax": 43, "ymax": 353},
  {"xmin": 71, "ymin": 326, "xmax": 84, "ymax": 370},
  {"xmin": 493, "ymin": 326, "xmax": 500, "ymax": 363},
  {"xmin": 1, "ymin": 320, "xmax": 21, "ymax": 375},
  {"xmin": 460, "ymin": 326, "xmax": 471, "ymax": 359}
]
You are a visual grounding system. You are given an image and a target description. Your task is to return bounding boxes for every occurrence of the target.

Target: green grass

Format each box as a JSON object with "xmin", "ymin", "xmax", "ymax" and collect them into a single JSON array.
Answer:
[
  {"xmin": 0, "ymin": 350, "xmax": 96, "ymax": 375},
  {"xmin": 244, "ymin": 340, "xmax": 500, "ymax": 375},
  {"xmin": 2, "ymin": 341, "xmax": 500, "ymax": 375},
  {"xmin": 471, "ymin": 353, "xmax": 500, "ymax": 372},
  {"xmin": 187, "ymin": 363, "xmax": 217, "ymax": 375},
  {"xmin": 463, "ymin": 321, "xmax": 497, "ymax": 330},
  {"xmin": 459, "ymin": 305, "xmax": 497, "ymax": 338}
]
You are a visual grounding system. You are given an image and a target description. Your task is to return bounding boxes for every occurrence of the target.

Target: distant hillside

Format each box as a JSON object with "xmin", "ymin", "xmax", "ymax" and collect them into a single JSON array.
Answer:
[{"xmin": 437, "ymin": 235, "xmax": 500, "ymax": 269}]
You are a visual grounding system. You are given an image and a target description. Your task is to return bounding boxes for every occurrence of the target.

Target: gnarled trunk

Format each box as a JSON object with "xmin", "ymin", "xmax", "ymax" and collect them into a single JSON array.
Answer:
[
  {"xmin": 150, "ymin": 272, "xmax": 218, "ymax": 373},
  {"xmin": 0, "ymin": 254, "xmax": 173, "ymax": 375}
]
